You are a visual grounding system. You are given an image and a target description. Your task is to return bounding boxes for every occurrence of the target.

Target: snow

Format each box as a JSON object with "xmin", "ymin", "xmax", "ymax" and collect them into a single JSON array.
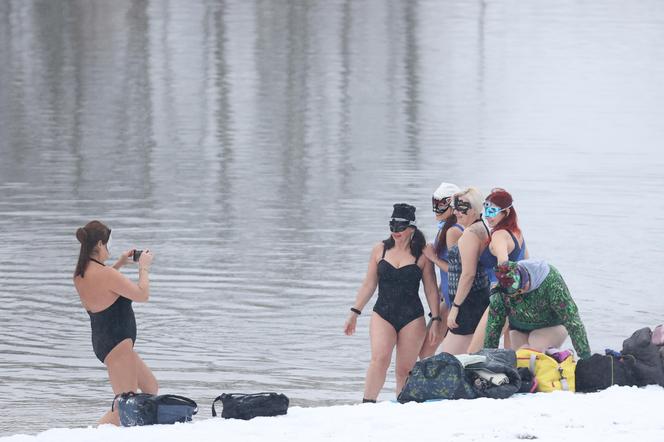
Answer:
[{"xmin": 3, "ymin": 386, "xmax": 664, "ymax": 442}]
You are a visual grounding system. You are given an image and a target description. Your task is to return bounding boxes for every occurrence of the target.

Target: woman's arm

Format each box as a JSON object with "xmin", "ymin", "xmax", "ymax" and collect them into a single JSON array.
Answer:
[
  {"xmin": 422, "ymin": 244, "xmax": 448, "ymax": 271},
  {"xmin": 488, "ymin": 230, "xmax": 513, "ymax": 264},
  {"xmin": 108, "ymin": 251, "xmax": 153, "ymax": 302},
  {"xmin": 344, "ymin": 244, "xmax": 381, "ymax": 336},
  {"xmin": 421, "ymin": 257, "xmax": 440, "ymax": 318},
  {"xmin": 421, "ymin": 257, "xmax": 442, "ymax": 342},
  {"xmin": 446, "ymin": 226, "xmax": 463, "ymax": 249}
]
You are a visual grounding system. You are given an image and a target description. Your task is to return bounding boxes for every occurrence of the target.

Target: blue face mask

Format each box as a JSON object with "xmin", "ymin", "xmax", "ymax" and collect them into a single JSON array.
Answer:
[{"xmin": 483, "ymin": 201, "xmax": 511, "ymax": 219}]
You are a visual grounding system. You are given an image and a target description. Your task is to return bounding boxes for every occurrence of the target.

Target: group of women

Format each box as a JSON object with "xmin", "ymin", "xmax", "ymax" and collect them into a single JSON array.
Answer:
[
  {"xmin": 71, "ymin": 186, "xmax": 589, "ymax": 423},
  {"xmin": 344, "ymin": 184, "xmax": 591, "ymax": 402}
]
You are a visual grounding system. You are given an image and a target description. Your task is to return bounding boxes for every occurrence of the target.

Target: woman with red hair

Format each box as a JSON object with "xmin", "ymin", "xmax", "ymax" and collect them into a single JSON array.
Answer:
[
  {"xmin": 479, "ymin": 188, "xmax": 528, "ymax": 282},
  {"xmin": 467, "ymin": 188, "xmax": 529, "ymax": 352}
]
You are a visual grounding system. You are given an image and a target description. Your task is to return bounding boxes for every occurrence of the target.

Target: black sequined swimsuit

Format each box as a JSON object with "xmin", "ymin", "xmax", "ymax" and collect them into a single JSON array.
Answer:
[{"xmin": 373, "ymin": 245, "xmax": 425, "ymax": 332}]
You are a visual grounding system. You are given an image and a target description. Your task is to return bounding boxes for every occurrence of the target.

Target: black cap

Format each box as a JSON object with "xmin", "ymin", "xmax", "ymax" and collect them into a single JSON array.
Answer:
[{"xmin": 391, "ymin": 203, "xmax": 416, "ymax": 222}]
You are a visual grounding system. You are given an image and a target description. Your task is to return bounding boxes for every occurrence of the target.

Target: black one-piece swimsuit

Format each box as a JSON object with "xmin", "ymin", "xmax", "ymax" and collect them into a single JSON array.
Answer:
[
  {"xmin": 373, "ymin": 245, "xmax": 424, "ymax": 332},
  {"xmin": 86, "ymin": 260, "xmax": 137, "ymax": 363}
]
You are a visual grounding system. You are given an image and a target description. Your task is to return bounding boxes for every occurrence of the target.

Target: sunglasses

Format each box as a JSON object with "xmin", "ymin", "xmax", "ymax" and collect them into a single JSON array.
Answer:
[
  {"xmin": 432, "ymin": 196, "xmax": 452, "ymax": 214},
  {"xmin": 452, "ymin": 196, "xmax": 472, "ymax": 215},
  {"xmin": 389, "ymin": 219, "xmax": 411, "ymax": 233}
]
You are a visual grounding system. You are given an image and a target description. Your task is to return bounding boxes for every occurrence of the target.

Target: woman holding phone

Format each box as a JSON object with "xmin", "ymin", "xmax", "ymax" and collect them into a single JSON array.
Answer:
[{"xmin": 73, "ymin": 220, "xmax": 156, "ymax": 425}]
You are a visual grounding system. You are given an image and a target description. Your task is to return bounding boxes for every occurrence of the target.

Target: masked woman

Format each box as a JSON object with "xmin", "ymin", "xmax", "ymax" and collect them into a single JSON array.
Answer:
[
  {"xmin": 440, "ymin": 187, "xmax": 492, "ymax": 354},
  {"xmin": 419, "ymin": 182, "xmax": 462, "ymax": 358},
  {"xmin": 344, "ymin": 204, "xmax": 441, "ymax": 402},
  {"xmin": 484, "ymin": 260, "xmax": 591, "ymax": 359},
  {"xmin": 467, "ymin": 188, "xmax": 529, "ymax": 352},
  {"xmin": 73, "ymin": 220, "xmax": 157, "ymax": 425}
]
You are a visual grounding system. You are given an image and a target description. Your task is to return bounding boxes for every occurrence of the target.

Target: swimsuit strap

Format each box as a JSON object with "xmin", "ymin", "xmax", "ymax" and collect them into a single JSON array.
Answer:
[
  {"xmin": 90, "ymin": 258, "xmax": 105, "ymax": 266},
  {"xmin": 507, "ymin": 230, "xmax": 521, "ymax": 249},
  {"xmin": 472, "ymin": 218, "xmax": 490, "ymax": 237}
]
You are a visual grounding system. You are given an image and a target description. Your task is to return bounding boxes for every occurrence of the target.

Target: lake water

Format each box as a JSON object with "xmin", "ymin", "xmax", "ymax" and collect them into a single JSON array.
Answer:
[{"xmin": 1, "ymin": 0, "xmax": 663, "ymax": 436}]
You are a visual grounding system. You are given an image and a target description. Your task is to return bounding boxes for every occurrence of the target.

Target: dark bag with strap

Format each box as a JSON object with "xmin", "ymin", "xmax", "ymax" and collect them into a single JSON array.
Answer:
[
  {"xmin": 113, "ymin": 392, "xmax": 198, "ymax": 426},
  {"xmin": 212, "ymin": 393, "xmax": 289, "ymax": 420},
  {"xmin": 575, "ymin": 353, "xmax": 638, "ymax": 392},
  {"xmin": 397, "ymin": 352, "xmax": 476, "ymax": 403}
]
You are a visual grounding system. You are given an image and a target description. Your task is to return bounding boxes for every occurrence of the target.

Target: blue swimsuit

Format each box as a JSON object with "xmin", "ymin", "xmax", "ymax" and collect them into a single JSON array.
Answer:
[{"xmin": 478, "ymin": 230, "xmax": 526, "ymax": 284}]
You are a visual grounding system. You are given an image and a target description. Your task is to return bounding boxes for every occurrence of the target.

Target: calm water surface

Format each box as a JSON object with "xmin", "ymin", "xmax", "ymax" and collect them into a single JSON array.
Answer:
[{"xmin": 1, "ymin": 0, "xmax": 664, "ymax": 436}]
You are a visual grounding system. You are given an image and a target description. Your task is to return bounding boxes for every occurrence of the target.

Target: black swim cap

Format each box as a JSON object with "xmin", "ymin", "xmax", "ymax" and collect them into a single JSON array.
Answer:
[{"xmin": 391, "ymin": 203, "xmax": 416, "ymax": 222}]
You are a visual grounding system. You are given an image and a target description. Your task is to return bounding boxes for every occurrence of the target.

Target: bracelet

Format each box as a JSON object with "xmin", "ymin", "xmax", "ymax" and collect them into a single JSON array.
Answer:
[
  {"xmin": 350, "ymin": 307, "xmax": 362, "ymax": 315},
  {"xmin": 430, "ymin": 316, "xmax": 442, "ymax": 322},
  {"xmin": 452, "ymin": 302, "xmax": 462, "ymax": 308}
]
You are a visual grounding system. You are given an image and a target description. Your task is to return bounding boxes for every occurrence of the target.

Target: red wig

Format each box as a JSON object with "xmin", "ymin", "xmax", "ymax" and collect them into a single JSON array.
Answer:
[{"xmin": 486, "ymin": 188, "xmax": 521, "ymax": 236}]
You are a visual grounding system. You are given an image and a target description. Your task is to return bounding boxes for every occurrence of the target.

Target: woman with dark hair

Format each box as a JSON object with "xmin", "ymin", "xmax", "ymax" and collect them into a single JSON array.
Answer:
[
  {"xmin": 419, "ymin": 182, "xmax": 462, "ymax": 358},
  {"xmin": 344, "ymin": 204, "xmax": 441, "ymax": 402},
  {"xmin": 73, "ymin": 220, "xmax": 157, "ymax": 425},
  {"xmin": 440, "ymin": 187, "xmax": 492, "ymax": 354},
  {"xmin": 467, "ymin": 188, "xmax": 529, "ymax": 352}
]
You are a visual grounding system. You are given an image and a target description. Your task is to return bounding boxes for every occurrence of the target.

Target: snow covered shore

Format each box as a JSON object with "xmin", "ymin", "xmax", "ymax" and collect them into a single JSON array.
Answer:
[{"xmin": 3, "ymin": 386, "xmax": 663, "ymax": 442}]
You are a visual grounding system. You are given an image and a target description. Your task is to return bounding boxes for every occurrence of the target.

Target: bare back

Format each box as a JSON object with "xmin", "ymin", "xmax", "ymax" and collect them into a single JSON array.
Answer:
[{"xmin": 74, "ymin": 263, "xmax": 145, "ymax": 312}]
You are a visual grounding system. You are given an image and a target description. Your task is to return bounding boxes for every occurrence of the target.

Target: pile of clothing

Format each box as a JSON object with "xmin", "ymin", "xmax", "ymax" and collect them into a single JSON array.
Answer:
[
  {"xmin": 398, "ymin": 325, "xmax": 664, "ymax": 403},
  {"xmin": 575, "ymin": 325, "xmax": 664, "ymax": 392}
]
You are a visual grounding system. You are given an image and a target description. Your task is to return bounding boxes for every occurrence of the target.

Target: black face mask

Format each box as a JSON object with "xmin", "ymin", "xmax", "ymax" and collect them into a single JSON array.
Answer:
[
  {"xmin": 432, "ymin": 196, "xmax": 451, "ymax": 214},
  {"xmin": 453, "ymin": 196, "xmax": 472, "ymax": 215},
  {"xmin": 389, "ymin": 220, "xmax": 411, "ymax": 233}
]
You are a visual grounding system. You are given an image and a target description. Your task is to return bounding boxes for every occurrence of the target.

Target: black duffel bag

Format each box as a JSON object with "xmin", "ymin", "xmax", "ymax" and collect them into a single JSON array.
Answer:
[
  {"xmin": 212, "ymin": 392, "xmax": 289, "ymax": 420},
  {"xmin": 112, "ymin": 392, "xmax": 198, "ymax": 426}
]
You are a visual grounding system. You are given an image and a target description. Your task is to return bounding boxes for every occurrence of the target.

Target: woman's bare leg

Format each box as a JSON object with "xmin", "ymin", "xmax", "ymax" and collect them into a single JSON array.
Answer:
[
  {"xmin": 527, "ymin": 325, "xmax": 568, "ymax": 352},
  {"xmin": 508, "ymin": 330, "xmax": 530, "ymax": 350},
  {"xmin": 395, "ymin": 317, "xmax": 427, "ymax": 394},
  {"xmin": 466, "ymin": 308, "xmax": 489, "ymax": 353},
  {"xmin": 363, "ymin": 314, "xmax": 397, "ymax": 401},
  {"xmin": 419, "ymin": 302, "xmax": 448, "ymax": 359},
  {"xmin": 440, "ymin": 332, "xmax": 473, "ymax": 355},
  {"xmin": 98, "ymin": 339, "xmax": 138, "ymax": 426},
  {"xmin": 136, "ymin": 353, "xmax": 158, "ymax": 394}
]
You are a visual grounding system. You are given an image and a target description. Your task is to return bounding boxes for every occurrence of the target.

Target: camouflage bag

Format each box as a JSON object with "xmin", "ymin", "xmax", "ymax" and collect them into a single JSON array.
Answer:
[{"xmin": 397, "ymin": 352, "xmax": 476, "ymax": 403}]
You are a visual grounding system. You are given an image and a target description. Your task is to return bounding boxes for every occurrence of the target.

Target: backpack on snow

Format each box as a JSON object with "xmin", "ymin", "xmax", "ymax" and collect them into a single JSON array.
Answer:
[
  {"xmin": 398, "ymin": 352, "xmax": 476, "ymax": 403},
  {"xmin": 112, "ymin": 392, "xmax": 198, "ymax": 426},
  {"xmin": 516, "ymin": 348, "xmax": 576, "ymax": 392},
  {"xmin": 211, "ymin": 392, "xmax": 289, "ymax": 420}
]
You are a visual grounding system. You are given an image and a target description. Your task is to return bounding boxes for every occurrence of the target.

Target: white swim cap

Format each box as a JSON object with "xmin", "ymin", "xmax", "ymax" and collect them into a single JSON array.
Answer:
[{"xmin": 433, "ymin": 182, "xmax": 460, "ymax": 200}]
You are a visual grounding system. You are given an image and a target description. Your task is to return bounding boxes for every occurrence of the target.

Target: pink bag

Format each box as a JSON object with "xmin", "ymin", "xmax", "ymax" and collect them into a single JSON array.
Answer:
[{"xmin": 652, "ymin": 325, "xmax": 664, "ymax": 346}]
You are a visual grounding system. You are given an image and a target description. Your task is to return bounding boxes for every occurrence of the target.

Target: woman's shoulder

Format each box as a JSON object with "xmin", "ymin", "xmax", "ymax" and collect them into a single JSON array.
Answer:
[{"xmin": 465, "ymin": 221, "xmax": 489, "ymax": 239}]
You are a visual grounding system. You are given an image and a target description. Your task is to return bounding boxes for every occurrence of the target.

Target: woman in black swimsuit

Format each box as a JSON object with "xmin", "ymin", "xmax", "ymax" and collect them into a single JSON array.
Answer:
[
  {"xmin": 73, "ymin": 220, "xmax": 156, "ymax": 425},
  {"xmin": 344, "ymin": 204, "xmax": 441, "ymax": 402},
  {"xmin": 440, "ymin": 187, "xmax": 492, "ymax": 354}
]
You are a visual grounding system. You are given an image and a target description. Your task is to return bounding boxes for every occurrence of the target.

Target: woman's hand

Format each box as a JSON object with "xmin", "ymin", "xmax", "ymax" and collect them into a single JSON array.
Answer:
[
  {"xmin": 113, "ymin": 249, "xmax": 134, "ymax": 269},
  {"xmin": 344, "ymin": 313, "xmax": 358, "ymax": 336},
  {"xmin": 138, "ymin": 249, "xmax": 154, "ymax": 270},
  {"xmin": 447, "ymin": 306, "xmax": 459, "ymax": 330},
  {"xmin": 428, "ymin": 318, "xmax": 442, "ymax": 343},
  {"xmin": 423, "ymin": 243, "xmax": 436, "ymax": 262}
]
